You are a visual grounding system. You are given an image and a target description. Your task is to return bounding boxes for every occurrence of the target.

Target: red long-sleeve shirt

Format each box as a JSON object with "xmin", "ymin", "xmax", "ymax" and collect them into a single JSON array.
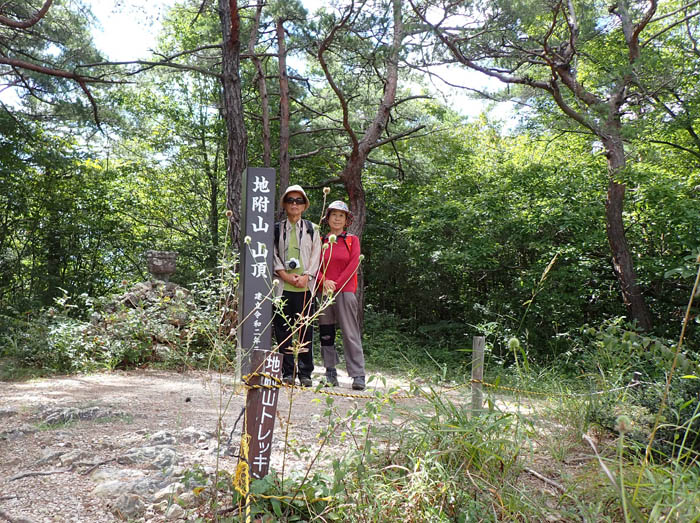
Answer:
[{"xmin": 318, "ymin": 233, "xmax": 360, "ymax": 293}]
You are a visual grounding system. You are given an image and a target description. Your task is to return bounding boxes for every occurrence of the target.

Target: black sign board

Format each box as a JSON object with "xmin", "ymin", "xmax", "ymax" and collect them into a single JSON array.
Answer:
[{"xmin": 238, "ymin": 167, "xmax": 276, "ymax": 376}]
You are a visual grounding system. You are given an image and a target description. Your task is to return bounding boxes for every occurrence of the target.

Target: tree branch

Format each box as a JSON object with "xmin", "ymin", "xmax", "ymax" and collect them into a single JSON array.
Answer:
[
  {"xmin": 303, "ymin": 178, "xmax": 343, "ymax": 190},
  {"xmin": 648, "ymin": 139, "xmax": 700, "ymax": 160},
  {"xmin": 0, "ymin": 0, "xmax": 52, "ymax": 29},
  {"xmin": 367, "ymin": 156, "xmax": 402, "ymax": 173},
  {"xmin": 408, "ymin": 0, "xmax": 551, "ymax": 91},
  {"xmin": 393, "ymin": 94, "xmax": 431, "ymax": 106},
  {"xmin": 289, "ymin": 126, "xmax": 345, "ymax": 137},
  {"xmin": 0, "ymin": 55, "xmax": 115, "ymax": 124},
  {"xmin": 641, "ymin": 9, "xmax": 700, "ymax": 48},
  {"xmin": 370, "ymin": 124, "xmax": 426, "ymax": 150},
  {"xmin": 317, "ymin": 2, "xmax": 359, "ymax": 150},
  {"xmin": 290, "ymin": 148, "xmax": 322, "ymax": 160}
]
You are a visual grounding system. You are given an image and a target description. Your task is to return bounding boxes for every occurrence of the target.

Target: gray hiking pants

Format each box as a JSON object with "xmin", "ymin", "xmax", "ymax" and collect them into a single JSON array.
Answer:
[{"xmin": 318, "ymin": 292, "xmax": 366, "ymax": 378}]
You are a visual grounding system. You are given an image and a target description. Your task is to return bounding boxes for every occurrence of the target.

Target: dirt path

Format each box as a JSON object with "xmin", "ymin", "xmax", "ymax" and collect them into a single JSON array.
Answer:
[{"xmin": 0, "ymin": 369, "xmax": 416, "ymax": 522}]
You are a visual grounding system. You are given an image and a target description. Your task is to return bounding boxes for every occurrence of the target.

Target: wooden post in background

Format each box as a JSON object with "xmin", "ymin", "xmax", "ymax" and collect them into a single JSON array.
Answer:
[{"xmin": 471, "ymin": 336, "xmax": 485, "ymax": 415}]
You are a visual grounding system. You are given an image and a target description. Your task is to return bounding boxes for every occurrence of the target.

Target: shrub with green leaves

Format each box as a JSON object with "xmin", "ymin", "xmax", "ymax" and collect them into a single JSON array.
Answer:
[
  {"xmin": 0, "ymin": 260, "xmax": 239, "ymax": 375},
  {"xmin": 578, "ymin": 318, "xmax": 700, "ymax": 459}
]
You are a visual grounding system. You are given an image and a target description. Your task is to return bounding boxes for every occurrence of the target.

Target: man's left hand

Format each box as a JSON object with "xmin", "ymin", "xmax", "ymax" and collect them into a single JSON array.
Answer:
[{"xmin": 296, "ymin": 274, "xmax": 309, "ymax": 288}]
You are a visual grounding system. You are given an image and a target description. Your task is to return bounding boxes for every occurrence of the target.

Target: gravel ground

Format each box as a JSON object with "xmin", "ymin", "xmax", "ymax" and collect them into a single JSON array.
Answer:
[{"xmin": 0, "ymin": 369, "xmax": 411, "ymax": 522}]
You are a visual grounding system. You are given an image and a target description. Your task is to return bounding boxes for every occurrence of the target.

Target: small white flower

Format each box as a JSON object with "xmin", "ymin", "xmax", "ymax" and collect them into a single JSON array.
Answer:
[
  {"xmin": 244, "ymin": 236, "xmax": 252, "ymax": 245},
  {"xmin": 328, "ymin": 234, "xmax": 337, "ymax": 243},
  {"xmin": 322, "ymin": 243, "xmax": 329, "ymax": 251},
  {"xmin": 273, "ymin": 279, "xmax": 280, "ymax": 286},
  {"xmin": 359, "ymin": 254, "xmax": 365, "ymax": 261},
  {"xmin": 323, "ymin": 187, "xmax": 331, "ymax": 195}
]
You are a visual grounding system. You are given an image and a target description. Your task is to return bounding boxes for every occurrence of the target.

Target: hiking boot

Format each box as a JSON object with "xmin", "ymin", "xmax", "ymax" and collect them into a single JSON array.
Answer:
[
  {"xmin": 325, "ymin": 368, "xmax": 339, "ymax": 387},
  {"xmin": 352, "ymin": 376, "xmax": 366, "ymax": 391},
  {"xmin": 299, "ymin": 376, "xmax": 313, "ymax": 388},
  {"xmin": 283, "ymin": 375, "xmax": 294, "ymax": 385}
]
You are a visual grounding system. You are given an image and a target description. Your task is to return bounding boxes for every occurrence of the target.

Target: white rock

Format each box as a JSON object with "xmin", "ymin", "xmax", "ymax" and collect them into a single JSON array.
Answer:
[
  {"xmin": 150, "ymin": 430, "xmax": 176, "ymax": 445},
  {"xmin": 179, "ymin": 492, "xmax": 196, "ymax": 506},
  {"xmin": 35, "ymin": 449, "xmax": 66, "ymax": 465},
  {"xmin": 165, "ymin": 503, "xmax": 185, "ymax": 519},
  {"xmin": 153, "ymin": 482, "xmax": 185, "ymax": 503},
  {"xmin": 92, "ymin": 480, "xmax": 131, "ymax": 498},
  {"xmin": 112, "ymin": 493, "xmax": 145, "ymax": 518},
  {"xmin": 59, "ymin": 449, "xmax": 86, "ymax": 465},
  {"xmin": 118, "ymin": 445, "xmax": 178, "ymax": 469},
  {"xmin": 91, "ymin": 467, "xmax": 145, "ymax": 483}
]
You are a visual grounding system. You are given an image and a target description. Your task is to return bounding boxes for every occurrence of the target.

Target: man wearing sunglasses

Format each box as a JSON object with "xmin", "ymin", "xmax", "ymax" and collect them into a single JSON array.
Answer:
[{"xmin": 272, "ymin": 185, "xmax": 321, "ymax": 387}]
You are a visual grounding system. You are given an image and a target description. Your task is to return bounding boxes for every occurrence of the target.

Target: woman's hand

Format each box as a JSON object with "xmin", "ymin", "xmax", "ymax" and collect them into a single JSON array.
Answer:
[{"xmin": 323, "ymin": 279, "xmax": 337, "ymax": 294}]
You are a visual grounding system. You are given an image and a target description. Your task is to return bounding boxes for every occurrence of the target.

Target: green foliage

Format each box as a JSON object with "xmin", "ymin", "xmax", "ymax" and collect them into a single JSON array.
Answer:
[
  {"xmin": 575, "ymin": 318, "xmax": 700, "ymax": 459},
  {"xmin": 362, "ymin": 309, "xmax": 470, "ymax": 381},
  {"xmin": 0, "ymin": 258, "xmax": 239, "ymax": 376},
  {"xmin": 0, "ymin": 113, "xmax": 137, "ymax": 313},
  {"xmin": 364, "ymin": 122, "xmax": 619, "ymax": 359}
]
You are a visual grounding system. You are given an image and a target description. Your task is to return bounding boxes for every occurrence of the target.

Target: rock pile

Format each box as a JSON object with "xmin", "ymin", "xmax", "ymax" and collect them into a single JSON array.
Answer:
[
  {"xmin": 88, "ymin": 281, "xmax": 200, "ymax": 364},
  {"xmin": 2, "ymin": 405, "xmax": 235, "ymax": 521}
]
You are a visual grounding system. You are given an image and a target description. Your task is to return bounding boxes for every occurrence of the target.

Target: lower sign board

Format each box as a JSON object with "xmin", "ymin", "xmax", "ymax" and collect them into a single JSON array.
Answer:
[{"xmin": 243, "ymin": 349, "xmax": 283, "ymax": 479}]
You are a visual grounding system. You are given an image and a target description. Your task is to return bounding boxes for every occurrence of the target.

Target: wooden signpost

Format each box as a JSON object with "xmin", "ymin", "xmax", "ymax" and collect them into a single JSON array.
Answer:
[
  {"xmin": 237, "ymin": 167, "xmax": 279, "ymax": 479},
  {"xmin": 243, "ymin": 349, "xmax": 283, "ymax": 479},
  {"xmin": 238, "ymin": 167, "xmax": 276, "ymax": 374}
]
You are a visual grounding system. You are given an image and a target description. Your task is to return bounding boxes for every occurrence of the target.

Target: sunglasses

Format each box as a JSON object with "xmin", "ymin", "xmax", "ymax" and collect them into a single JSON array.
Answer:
[{"xmin": 284, "ymin": 197, "xmax": 306, "ymax": 205}]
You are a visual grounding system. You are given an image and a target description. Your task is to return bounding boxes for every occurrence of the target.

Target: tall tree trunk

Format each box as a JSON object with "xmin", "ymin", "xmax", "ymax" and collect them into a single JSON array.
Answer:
[
  {"xmin": 218, "ymin": 0, "xmax": 247, "ymax": 248},
  {"xmin": 44, "ymin": 217, "xmax": 62, "ymax": 306},
  {"xmin": 344, "ymin": 160, "xmax": 368, "ymax": 327},
  {"xmin": 332, "ymin": 0, "xmax": 403, "ymax": 327},
  {"xmin": 344, "ymin": 159, "xmax": 367, "ymax": 238},
  {"xmin": 276, "ymin": 18, "xmax": 291, "ymax": 203},
  {"xmin": 203, "ymin": 137, "xmax": 220, "ymax": 270},
  {"xmin": 248, "ymin": 2, "xmax": 271, "ymax": 168},
  {"xmin": 602, "ymin": 132, "xmax": 652, "ymax": 330},
  {"xmin": 338, "ymin": 0, "xmax": 402, "ymax": 238}
]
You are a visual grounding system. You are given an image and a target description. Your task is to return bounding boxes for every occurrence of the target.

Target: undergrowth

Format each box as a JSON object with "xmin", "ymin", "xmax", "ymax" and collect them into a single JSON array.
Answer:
[{"xmin": 2, "ymin": 245, "xmax": 699, "ymax": 522}]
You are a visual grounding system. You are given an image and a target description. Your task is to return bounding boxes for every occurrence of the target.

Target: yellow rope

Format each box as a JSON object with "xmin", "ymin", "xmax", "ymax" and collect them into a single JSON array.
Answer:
[
  {"xmin": 257, "ymin": 493, "xmax": 333, "ymax": 503},
  {"xmin": 239, "ymin": 372, "xmax": 635, "ymax": 402},
  {"xmin": 232, "ymin": 413, "xmax": 251, "ymax": 522}
]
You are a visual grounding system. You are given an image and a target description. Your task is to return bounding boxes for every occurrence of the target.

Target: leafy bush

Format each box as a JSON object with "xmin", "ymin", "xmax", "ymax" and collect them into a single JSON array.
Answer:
[
  {"xmin": 0, "ymin": 261, "xmax": 239, "ymax": 376},
  {"xmin": 576, "ymin": 318, "xmax": 700, "ymax": 459},
  {"xmin": 362, "ymin": 309, "xmax": 470, "ymax": 379}
]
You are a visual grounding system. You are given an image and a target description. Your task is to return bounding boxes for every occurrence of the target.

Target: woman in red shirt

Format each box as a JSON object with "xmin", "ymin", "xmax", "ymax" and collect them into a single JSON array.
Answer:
[{"xmin": 318, "ymin": 201, "xmax": 366, "ymax": 390}]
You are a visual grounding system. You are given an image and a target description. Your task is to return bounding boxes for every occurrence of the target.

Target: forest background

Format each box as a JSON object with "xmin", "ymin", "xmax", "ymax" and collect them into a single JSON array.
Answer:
[
  {"xmin": 2, "ymin": 0, "xmax": 699, "ymax": 366},
  {"xmin": 3, "ymin": 0, "xmax": 700, "ymax": 519}
]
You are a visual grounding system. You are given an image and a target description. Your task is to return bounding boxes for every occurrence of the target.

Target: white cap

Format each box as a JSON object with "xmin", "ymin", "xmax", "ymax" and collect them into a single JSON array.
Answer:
[
  {"xmin": 323, "ymin": 200, "xmax": 353, "ymax": 226},
  {"xmin": 281, "ymin": 184, "xmax": 310, "ymax": 211}
]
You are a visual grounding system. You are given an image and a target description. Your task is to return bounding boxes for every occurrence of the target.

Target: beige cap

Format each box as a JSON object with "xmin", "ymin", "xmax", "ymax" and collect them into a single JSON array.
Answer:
[{"xmin": 281, "ymin": 184, "xmax": 310, "ymax": 211}]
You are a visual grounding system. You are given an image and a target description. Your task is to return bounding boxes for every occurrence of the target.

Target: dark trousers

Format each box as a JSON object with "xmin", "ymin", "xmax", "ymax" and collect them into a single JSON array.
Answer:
[{"xmin": 273, "ymin": 290, "xmax": 315, "ymax": 379}]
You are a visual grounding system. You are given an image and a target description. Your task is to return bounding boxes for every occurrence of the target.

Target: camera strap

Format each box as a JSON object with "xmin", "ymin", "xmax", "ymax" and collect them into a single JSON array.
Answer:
[{"xmin": 275, "ymin": 219, "xmax": 315, "ymax": 260}]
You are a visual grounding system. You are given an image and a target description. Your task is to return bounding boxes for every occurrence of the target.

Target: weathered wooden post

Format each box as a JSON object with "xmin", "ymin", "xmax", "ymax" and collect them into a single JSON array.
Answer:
[
  {"xmin": 244, "ymin": 348, "xmax": 282, "ymax": 479},
  {"xmin": 471, "ymin": 336, "xmax": 485, "ymax": 415},
  {"xmin": 237, "ymin": 167, "xmax": 279, "ymax": 480}
]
